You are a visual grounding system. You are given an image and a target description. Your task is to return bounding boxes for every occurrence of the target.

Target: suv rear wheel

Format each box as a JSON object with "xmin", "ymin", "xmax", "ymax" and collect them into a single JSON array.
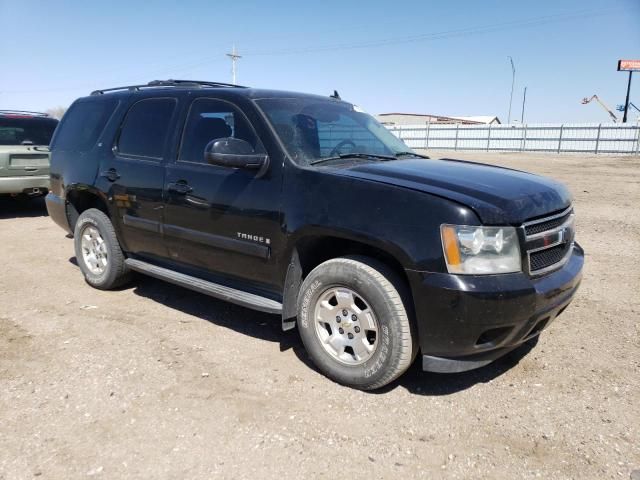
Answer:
[
  {"xmin": 297, "ymin": 256, "xmax": 417, "ymax": 390},
  {"xmin": 74, "ymin": 208, "xmax": 131, "ymax": 289}
]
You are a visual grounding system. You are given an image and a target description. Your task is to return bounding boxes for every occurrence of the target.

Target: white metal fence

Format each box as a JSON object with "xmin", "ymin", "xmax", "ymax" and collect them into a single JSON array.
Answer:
[{"xmin": 388, "ymin": 122, "xmax": 640, "ymax": 154}]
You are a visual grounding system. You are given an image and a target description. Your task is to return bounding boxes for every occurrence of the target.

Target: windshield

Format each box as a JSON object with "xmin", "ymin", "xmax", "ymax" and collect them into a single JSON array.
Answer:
[
  {"xmin": 0, "ymin": 116, "xmax": 58, "ymax": 146},
  {"xmin": 255, "ymin": 97, "xmax": 412, "ymax": 166}
]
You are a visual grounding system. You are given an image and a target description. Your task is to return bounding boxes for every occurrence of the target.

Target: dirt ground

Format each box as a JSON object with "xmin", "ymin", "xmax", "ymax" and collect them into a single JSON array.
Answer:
[{"xmin": 1, "ymin": 152, "xmax": 638, "ymax": 480}]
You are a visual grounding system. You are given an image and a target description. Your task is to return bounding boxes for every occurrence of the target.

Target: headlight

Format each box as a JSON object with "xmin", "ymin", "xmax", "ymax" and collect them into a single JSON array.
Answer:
[{"xmin": 440, "ymin": 224, "xmax": 521, "ymax": 274}]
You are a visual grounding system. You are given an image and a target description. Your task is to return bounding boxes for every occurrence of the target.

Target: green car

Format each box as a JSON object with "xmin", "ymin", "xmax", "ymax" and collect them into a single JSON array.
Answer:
[{"xmin": 0, "ymin": 110, "xmax": 58, "ymax": 198}]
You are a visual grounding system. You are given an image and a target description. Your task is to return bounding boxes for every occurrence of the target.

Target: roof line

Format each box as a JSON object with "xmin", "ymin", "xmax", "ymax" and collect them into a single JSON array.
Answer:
[
  {"xmin": 0, "ymin": 110, "xmax": 50, "ymax": 117},
  {"xmin": 91, "ymin": 79, "xmax": 248, "ymax": 96}
]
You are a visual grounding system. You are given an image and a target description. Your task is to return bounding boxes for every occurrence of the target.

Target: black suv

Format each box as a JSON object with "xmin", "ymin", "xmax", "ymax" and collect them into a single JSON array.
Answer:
[{"xmin": 46, "ymin": 80, "xmax": 583, "ymax": 390}]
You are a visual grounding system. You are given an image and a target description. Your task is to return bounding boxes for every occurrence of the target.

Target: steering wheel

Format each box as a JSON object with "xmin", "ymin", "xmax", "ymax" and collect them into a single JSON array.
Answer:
[{"xmin": 329, "ymin": 139, "xmax": 357, "ymax": 156}]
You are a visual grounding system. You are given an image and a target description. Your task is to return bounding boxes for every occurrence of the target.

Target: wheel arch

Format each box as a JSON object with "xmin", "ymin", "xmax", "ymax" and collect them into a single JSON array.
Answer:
[
  {"xmin": 65, "ymin": 185, "xmax": 110, "ymax": 232},
  {"xmin": 281, "ymin": 232, "xmax": 414, "ymax": 331}
]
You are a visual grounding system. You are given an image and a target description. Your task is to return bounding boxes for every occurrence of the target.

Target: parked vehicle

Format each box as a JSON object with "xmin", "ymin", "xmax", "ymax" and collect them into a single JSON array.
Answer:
[
  {"xmin": 46, "ymin": 80, "xmax": 583, "ymax": 390},
  {"xmin": 0, "ymin": 110, "xmax": 58, "ymax": 197}
]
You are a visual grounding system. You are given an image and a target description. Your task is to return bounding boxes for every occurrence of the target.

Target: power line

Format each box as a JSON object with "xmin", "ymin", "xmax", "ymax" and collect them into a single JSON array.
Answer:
[
  {"xmin": 3, "ymin": 7, "xmax": 621, "ymax": 95},
  {"xmin": 241, "ymin": 8, "xmax": 620, "ymax": 56},
  {"xmin": 2, "ymin": 57, "xmax": 229, "ymax": 94}
]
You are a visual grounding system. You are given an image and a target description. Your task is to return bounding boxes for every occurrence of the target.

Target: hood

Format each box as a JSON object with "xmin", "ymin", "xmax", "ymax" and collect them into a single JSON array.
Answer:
[{"xmin": 333, "ymin": 158, "xmax": 571, "ymax": 224}]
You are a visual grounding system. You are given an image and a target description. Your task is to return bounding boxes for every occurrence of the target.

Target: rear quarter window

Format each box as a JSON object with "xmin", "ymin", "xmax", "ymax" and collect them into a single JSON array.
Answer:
[{"xmin": 52, "ymin": 99, "xmax": 117, "ymax": 152}]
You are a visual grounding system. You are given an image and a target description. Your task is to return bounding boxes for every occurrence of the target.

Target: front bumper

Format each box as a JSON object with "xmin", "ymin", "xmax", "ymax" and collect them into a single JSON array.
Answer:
[
  {"xmin": 0, "ymin": 175, "xmax": 50, "ymax": 194},
  {"xmin": 407, "ymin": 243, "xmax": 584, "ymax": 373}
]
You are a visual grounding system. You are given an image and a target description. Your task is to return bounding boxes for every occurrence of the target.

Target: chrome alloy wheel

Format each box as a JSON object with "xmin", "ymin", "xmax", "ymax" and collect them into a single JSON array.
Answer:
[
  {"xmin": 313, "ymin": 287, "xmax": 379, "ymax": 365},
  {"xmin": 80, "ymin": 225, "xmax": 108, "ymax": 275}
]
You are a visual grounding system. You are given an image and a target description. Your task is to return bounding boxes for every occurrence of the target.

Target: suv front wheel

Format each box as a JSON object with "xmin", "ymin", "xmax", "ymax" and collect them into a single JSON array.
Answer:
[
  {"xmin": 297, "ymin": 256, "xmax": 417, "ymax": 390},
  {"xmin": 74, "ymin": 208, "xmax": 131, "ymax": 290}
]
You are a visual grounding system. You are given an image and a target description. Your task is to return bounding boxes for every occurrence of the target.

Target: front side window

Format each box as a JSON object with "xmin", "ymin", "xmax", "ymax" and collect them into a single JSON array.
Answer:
[
  {"xmin": 118, "ymin": 98, "xmax": 176, "ymax": 159},
  {"xmin": 179, "ymin": 98, "xmax": 264, "ymax": 164},
  {"xmin": 255, "ymin": 97, "xmax": 411, "ymax": 166}
]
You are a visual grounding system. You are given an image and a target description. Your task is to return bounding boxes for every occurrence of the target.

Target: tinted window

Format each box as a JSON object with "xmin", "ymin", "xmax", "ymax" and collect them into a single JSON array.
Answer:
[
  {"xmin": 179, "ymin": 98, "xmax": 263, "ymax": 164},
  {"xmin": 118, "ymin": 98, "xmax": 176, "ymax": 159},
  {"xmin": 52, "ymin": 100, "xmax": 116, "ymax": 152},
  {"xmin": 0, "ymin": 116, "xmax": 58, "ymax": 146}
]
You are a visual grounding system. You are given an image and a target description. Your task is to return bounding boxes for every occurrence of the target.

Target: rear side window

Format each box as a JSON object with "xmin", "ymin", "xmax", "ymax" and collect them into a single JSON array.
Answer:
[
  {"xmin": 0, "ymin": 116, "xmax": 58, "ymax": 146},
  {"xmin": 52, "ymin": 100, "xmax": 116, "ymax": 152},
  {"xmin": 117, "ymin": 98, "xmax": 176, "ymax": 159}
]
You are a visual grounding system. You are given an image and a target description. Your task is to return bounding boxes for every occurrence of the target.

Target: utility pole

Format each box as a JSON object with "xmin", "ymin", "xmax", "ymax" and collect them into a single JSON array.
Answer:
[
  {"xmin": 520, "ymin": 86, "xmax": 527, "ymax": 124},
  {"xmin": 507, "ymin": 56, "xmax": 516, "ymax": 124},
  {"xmin": 226, "ymin": 45, "xmax": 242, "ymax": 85}
]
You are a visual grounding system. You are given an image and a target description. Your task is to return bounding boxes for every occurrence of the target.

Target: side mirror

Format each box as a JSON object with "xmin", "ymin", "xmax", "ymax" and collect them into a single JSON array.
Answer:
[{"xmin": 204, "ymin": 138, "xmax": 269, "ymax": 177}]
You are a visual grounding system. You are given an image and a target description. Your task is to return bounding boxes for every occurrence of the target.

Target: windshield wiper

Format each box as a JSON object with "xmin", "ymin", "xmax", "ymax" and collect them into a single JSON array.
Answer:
[
  {"xmin": 395, "ymin": 151, "xmax": 430, "ymax": 159},
  {"xmin": 310, "ymin": 153, "xmax": 396, "ymax": 166}
]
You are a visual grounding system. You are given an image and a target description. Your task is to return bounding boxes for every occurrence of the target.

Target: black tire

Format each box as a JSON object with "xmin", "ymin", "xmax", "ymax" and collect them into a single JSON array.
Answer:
[
  {"xmin": 74, "ymin": 208, "xmax": 131, "ymax": 290},
  {"xmin": 297, "ymin": 255, "xmax": 417, "ymax": 390}
]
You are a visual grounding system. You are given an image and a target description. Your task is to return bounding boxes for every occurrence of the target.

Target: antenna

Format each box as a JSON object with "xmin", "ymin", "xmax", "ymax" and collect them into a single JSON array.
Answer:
[{"xmin": 226, "ymin": 45, "xmax": 242, "ymax": 85}]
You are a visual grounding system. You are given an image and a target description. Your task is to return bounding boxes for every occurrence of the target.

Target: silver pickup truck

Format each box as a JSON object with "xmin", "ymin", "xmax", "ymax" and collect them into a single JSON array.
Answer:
[{"xmin": 0, "ymin": 111, "xmax": 58, "ymax": 198}]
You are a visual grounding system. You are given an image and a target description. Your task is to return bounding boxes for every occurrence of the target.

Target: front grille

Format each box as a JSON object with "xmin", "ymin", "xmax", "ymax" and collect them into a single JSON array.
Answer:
[
  {"xmin": 524, "ymin": 210, "xmax": 572, "ymax": 236},
  {"xmin": 529, "ymin": 243, "xmax": 571, "ymax": 271},
  {"xmin": 523, "ymin": 207, "xmax": 575, "ymax": 275}
]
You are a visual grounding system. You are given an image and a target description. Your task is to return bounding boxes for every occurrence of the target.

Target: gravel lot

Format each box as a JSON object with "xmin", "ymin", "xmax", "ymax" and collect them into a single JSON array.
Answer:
[{"xmin": 1, "ymin": 152, "xmax": 638, "ymax": 480}]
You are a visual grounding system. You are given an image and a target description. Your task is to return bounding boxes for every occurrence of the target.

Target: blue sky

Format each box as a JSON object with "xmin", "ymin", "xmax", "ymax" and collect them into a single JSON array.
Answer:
[{"xmin": 1, "ymin": 0, "xmax": 639, "ymax": 123}]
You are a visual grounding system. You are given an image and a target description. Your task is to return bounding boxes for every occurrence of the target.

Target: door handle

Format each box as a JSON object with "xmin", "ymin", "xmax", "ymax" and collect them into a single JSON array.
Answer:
[
  {"xmin": 100, "ymin": 168, "xmax": 120, "ymax": 182},
  {"xmin": 167, "ymin": 181, "xmax": 193, "ymax": 195}
]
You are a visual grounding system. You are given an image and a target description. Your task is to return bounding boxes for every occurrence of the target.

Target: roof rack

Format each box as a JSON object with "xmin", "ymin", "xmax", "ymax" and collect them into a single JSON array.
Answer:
[
  {"xmin": 0, "ymin": 110, "xmax": 50, "ymax": 117},
  {"xmin": 91, "ymin": 79, "xmax": 248, "ymax": 96}
]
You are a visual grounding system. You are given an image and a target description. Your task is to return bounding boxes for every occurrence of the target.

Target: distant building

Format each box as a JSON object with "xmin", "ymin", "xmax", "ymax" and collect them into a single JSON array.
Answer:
[{"xmin": 376, "ymin": 113, "xmax": 501, "ymax": 125}]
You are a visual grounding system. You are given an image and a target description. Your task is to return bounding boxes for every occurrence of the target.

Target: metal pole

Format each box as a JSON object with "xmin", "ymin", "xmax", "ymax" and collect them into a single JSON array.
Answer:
[
  {"xmin": 521, "ymin": 124, "xmax": 527, "ymax": 152},
  {"xmin": 557, "ymin": 124, "xmax": 564, "ymax": 153},
  {"xmin": 425, "ymin": 120, "xmax": 431, "ymax": 149},
  {"xmin": 486, "ymin": 124, "xmax": 491, "ymax": 151},
  {"xmin": 454, "ymin": 123, "xmax": 459, "ymax": 150},
  {"xmin": 507, "ymin": 56, "xmax": 516, "ymax": 124},
  {"xmin": 520, "ymin": 86, "xmax": 527, "ymax": 124},
  {"xmin": 594, "ymin": 124, "xmax": 601, "ymax": 154},
  {"xmin": 635, "ymin": 121, "xmax": 640, "ymax": 155},
  {"xmin": 623, "ymin": 71, "xmax": 633, "ymax": 123}
]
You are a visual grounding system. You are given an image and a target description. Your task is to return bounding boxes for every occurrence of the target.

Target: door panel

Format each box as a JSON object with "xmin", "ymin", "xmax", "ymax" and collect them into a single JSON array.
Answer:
[
  {"xmin": 162, "ymin": 97, "xmax": 282, "ymax": 289},
  {"xmin": 99, "ymin": 97, "xmax": 178, "ymax": 260},
  {"xmin": 105, "ymin": 157, "xmax": 167, "ymax": 258},
  {"xmin": 163, "ymin": 161, "xmax": 281, "ymax": 288}
]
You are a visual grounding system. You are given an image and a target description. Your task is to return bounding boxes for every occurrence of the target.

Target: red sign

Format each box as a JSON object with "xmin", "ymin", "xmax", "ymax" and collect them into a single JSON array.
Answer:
[{"xmin": 618, "ymin": 59, "xmax": 640, "ymax": 71}]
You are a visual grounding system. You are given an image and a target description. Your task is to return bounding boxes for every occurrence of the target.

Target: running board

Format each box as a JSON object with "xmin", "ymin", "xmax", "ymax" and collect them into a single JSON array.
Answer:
[{"xmin": 124, "ymin": 258, "xmax": 282, "ymax": 315}]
